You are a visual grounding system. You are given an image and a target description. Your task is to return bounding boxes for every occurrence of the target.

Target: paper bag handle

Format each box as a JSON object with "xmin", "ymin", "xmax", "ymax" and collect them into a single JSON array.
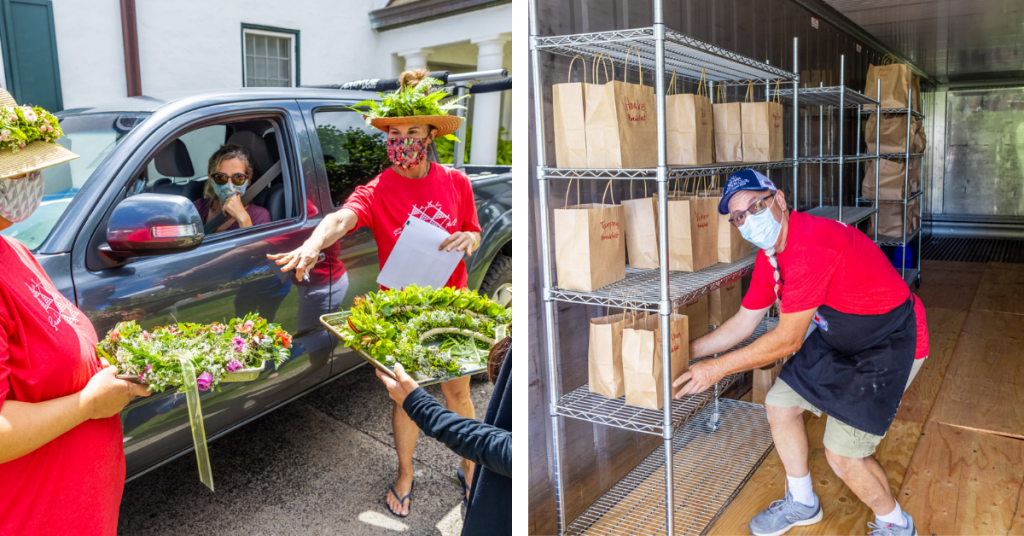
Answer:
[
  {"xmin": 567, "ymin": 55, "xmax": 587, "ymax": 84},
  {"xmin": 563, "ymin": 177, "xmax": 580, "ymax": 209},
  {"xmin": 718, "ymin": 81, "xmax": 727, "ymax": 102},
  {"xmin": 697, "ymin": 68, "xmax": 708, "ymax": 97},
  {"xmin": 592, "ymin": 53, "xmax": 614, "ymax": 84},
  {"xmin": 668, "ymin": 69, "xmax": 677, "ymax": 96},
  {"xmin": 624, "ymin": 47, "xmax": 643, "ymax": 85},
  {"xmin": 771, "ymin": 79, "xmax": 781, "ymax": 103},
  {"xmin": 629, "ymin": 177, "xmax": 649, "ymax": 200},
  {"xmin": 601, "ymin": 179, "xmax": 615, "ymax": 205},
  {"xmin": 745, "ymin": 80, "xmax": 754, "ymax": 103}
]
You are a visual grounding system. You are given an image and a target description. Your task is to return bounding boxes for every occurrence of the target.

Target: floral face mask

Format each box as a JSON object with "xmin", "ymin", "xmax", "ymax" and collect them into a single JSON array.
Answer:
[{"xmin": 387, "ymin": 136, "xmax": 431, "ymax": 171}]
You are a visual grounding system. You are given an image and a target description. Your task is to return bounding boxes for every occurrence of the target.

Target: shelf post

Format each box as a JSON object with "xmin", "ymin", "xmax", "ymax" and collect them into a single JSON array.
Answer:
[
  {"xmin": 529, "ymin": 1, "xmax": 567, "ymax": 533},
  {"xmin": 653, "ymin": 2, "xmax": 675, "ymax": 533},
  {"xmin": 838, "ymin": 55, "xmax": 845, "ymax": 223},
  {"xmin": 792, "ymin": 37, "xmax": 799, "ymax": 210},
  {"xmin": 874, "ymin": 79, "xmax": 880, "ymax": 242},
  {"xmin": 902, "ymin": 86, "xmax": 912, "ymax": 278}
]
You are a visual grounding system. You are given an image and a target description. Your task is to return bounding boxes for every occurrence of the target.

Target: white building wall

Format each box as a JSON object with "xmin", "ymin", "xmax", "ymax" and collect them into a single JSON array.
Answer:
[{"xmin": 51, "ymin": 0, "xmax": 126, "ymax": 110}]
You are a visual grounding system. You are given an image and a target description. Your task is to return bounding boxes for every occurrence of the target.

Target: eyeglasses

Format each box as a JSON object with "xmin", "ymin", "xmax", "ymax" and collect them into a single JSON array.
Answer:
[
  {"xmin": 728, "ymin": 194, "xmax": 775, "ymax": 227},
  {"xmin": 210, "ymin": 172, "xmax": 249, "ymax": 186}
]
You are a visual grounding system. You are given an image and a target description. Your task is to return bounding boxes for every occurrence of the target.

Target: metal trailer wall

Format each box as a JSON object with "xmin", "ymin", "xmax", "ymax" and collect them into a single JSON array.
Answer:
[
  {"xmin": 925, "ymin": 87, "xmax": 1024, "ymax": 239},
  {"xmin": 528, "ymin": 1, "xmax": 902, "ymax": 533}
]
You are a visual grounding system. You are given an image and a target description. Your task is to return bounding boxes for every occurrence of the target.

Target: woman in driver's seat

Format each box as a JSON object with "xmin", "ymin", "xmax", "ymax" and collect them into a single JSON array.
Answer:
[{"xmin": 195, "ymin": 144, "xmax": 271, "ymax": 233}]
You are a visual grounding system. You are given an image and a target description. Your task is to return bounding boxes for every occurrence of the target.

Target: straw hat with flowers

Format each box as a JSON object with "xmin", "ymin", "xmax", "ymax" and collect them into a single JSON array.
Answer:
[
  {"xmin": 349, "ymin": 76, "xmax": 468, "ymax": 139},
  {"xmin": 0, "ymin": 89, "xmax": 77, "ymax": 180}
]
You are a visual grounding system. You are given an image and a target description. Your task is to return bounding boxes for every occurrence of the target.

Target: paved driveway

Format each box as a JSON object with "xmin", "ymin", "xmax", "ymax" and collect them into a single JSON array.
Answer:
[{"xmin": 118, "ymin": 364, "xmax": 494, "ymax": 535}]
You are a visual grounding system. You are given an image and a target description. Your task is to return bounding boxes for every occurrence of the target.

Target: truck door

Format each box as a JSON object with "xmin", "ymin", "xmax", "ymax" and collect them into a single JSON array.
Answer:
[{"xmin": 69, "ymin": 101, "xmax": 335, "ymax": 478}]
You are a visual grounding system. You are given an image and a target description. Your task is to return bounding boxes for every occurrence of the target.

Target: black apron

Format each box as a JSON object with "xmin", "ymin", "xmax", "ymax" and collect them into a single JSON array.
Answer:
[{"xmin": 777, "ymin": 295, "xmax": 918, "ymax": 436}]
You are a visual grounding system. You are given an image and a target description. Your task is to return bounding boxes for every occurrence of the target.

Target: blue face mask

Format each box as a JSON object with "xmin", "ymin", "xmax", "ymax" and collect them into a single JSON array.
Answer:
[
  {"xmin": 213, "ymin": 180, "xmax": 247, "ymax": 202},
  {"xmin": 737, "ymin": 196, "xmax": 782, "ymax": 250}
]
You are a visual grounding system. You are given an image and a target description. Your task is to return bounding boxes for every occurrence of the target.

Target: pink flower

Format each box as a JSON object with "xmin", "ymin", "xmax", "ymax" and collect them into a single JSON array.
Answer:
[
  {"xmin": 232, "ymin": 336, "xmax": 246, "ymax": 353},
  {"xmin": 8, "ymin": 114, "xmax": 16, "ymax": 122},
  {"xmin": 139, "ymin": 364, "xmax": 152, "ymax": 381},
  {"xmin": 196, "ymin": 372, "xmax": 213, "ymax": 391},
  {"xmin": 235, "ymin": 320, "xmax": 255, "ymax": 333},
  {"xmin": 226, "ymin": 360, "xmax": 243, "ymax": 373},
  {"xmin": 211, "ymin": 324, "xmax": 225, "ymax": 334}
]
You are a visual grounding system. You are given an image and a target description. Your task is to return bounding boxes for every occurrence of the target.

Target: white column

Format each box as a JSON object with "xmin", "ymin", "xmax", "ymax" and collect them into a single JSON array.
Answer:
[
  {"xmin": 400, "ymin": 47, "xmax": 433, "ymax": 72},
  {"xmin": 470, "ymin": 36, "xmax": 509, "ymax": 165}
]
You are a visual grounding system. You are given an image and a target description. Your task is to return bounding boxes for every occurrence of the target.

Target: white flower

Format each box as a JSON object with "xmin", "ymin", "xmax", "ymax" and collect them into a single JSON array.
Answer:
[{"xmin": 22, "ymin": 108, "xmax": 36, "ymax": 124}]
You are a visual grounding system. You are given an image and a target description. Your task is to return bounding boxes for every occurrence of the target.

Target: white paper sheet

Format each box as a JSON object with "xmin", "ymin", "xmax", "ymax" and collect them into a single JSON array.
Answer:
[{"xmin": 376, "ymin": 217, "xmax": 463, "ymax": 290}]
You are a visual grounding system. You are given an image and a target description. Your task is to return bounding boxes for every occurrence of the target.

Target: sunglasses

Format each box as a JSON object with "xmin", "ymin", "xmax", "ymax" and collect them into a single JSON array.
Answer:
[
  {"xmin": 728, "ymin": 194, "xmax": 775, "ymax": 227},
  {"xmin": 210, "ymin": 172, "xmax": 249, "ymax": 186}
]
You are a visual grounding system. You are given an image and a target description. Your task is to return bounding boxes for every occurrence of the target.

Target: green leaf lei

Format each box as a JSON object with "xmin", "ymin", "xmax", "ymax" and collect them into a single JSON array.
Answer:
[
  {"xmin": 95, "ymin": 313, "xmax": 293, "ymax": 392},
  {"xmin": 345, "ymin": 77, "xmax": 470, "ymax": 141},
  {"xmin": 337, "ymin": 286, "xmax": 511, "ymax": 380},
  {"xmin": 0, "ymin": 104, "xmax": 64, "ymax": 152}
]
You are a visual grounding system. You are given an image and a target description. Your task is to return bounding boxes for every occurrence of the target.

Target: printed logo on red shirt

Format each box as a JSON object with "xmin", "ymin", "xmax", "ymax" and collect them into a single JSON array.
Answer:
[
  {"xmin": 26, "ymin": 278, "xmax": 79, "ymax": 329},
  {"xmin": 394, "ymin": 201, "xmax": 458, "ymax": 237}
]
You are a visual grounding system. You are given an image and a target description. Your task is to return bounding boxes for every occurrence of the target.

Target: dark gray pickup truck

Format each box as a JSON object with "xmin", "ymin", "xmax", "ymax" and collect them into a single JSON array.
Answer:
[{"xmin": 0, "ymin": 85, "xmax": 511, "ymax": 480}]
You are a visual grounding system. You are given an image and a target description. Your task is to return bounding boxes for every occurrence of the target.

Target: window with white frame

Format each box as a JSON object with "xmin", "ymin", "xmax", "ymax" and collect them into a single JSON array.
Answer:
[{"xmin": 243, "ymin": 27, "xmax": 297, "ymax": 87}]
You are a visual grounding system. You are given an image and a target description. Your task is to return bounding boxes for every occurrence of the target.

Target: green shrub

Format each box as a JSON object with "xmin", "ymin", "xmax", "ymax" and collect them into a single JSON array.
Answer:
[
  {"xmin": 317, "ymin": 125, "xmax": 388, "ymax": 205},
  {"xmin": 437, "ymin": 126, "xmax": 511, "ymax": 166}
]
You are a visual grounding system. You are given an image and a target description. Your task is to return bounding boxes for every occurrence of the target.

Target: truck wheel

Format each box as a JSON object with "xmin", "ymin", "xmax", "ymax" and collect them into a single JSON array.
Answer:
[{"xmin": 480, "ymin": 254, "xmax": 512, "ymax": 308}]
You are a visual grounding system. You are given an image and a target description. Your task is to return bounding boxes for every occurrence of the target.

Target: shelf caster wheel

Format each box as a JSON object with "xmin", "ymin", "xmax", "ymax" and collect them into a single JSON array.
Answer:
[{"xmin": 915, "ymin": 274, "xmax": 921, "ymax": 289}]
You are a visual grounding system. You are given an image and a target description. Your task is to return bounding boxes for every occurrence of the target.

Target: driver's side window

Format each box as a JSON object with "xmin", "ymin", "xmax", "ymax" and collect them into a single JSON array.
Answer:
[{"xmin": 129, "ymin": 117, "xmax": 292, "ymax": 235}]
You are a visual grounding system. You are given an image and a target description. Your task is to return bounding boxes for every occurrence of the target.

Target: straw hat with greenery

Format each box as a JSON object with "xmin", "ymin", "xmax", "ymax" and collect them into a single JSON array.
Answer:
[
  {"xmin": 350, "ymin": 77, "xmax": 468, "ymax": 140},
  {"xmin": 0, "ymin": 88, "xmax": 77, "ymax": 180}
]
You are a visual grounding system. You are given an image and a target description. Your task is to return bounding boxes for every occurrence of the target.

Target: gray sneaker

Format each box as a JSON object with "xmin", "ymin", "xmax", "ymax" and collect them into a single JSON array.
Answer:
[
  {"xmin": 748, "ymin": 491, "xmax": 823, "ymax": 536},
  {"xmin": 868, "ymin": 512, "xmax": 917, "ymax": 536}
]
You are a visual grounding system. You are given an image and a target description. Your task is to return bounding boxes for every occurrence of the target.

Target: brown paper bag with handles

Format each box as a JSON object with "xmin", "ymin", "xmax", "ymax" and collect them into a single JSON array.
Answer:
[
  {"xmin": 865, "ymin": 114, "xmax": 924, "ymax": 155},
  {"xmin": 588, "ymin": 306, "xmax": 632, "ymax": 399},
  {"xmin": 713, "ymin": 84, "xmax": 743, "ymax": 162},
  {"xmin": 622, "ymin": 312, "xmax": 689, "ymax": 409},
  {"xmin": 741, "ymin": 80, "xmax": 785, "ymax": 162},
  {"xmin": 869, "ymin": 198, "xmax": 921, "ymax": 238},
  {"xmin": 622, "ymin": 179, "xmax": 659, "ymax": 269},
  {"xmin": 692, "ymin": 176, "xmax": 749, "ymax": 263},
  {"xmin": 677, "ymin": 293, "xmax": 709, "ymax": 337},
  {"xmin": 552, "ymin": 55, "xmax": 590, "ymax": 168},
  {"xmin": 622, "ymin": 178, "xmax": 718, "ymax": 272},
  {"xmin": 862, "ymin": 158, "xmax": 921, "ymax": 201},
  {"xmin": 709, "ymin": 279, "xmax": 743, "ymax": 326},
  {"xmin": 666, "ymin": 69, "xmax": 714, "ymax": 166},
  {"xmin": 864, "ymin": 55, "xmax": 915, "ymax": 111},
  {"xmin": 554, "ymin": 179, "xmax": 626, "ymax": 291},
  {"xmin": 584, "ymin": 48, "xmax": 657, "ymax": 169}
]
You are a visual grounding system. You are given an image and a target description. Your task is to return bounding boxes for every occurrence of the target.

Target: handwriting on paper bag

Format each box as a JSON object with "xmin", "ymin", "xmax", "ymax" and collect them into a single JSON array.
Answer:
[
  {"xmin": 725, "ymin": 283, "xmax": 737, "ymax": 291},
  {"xmin": 670, "ymin": 331, "xmax": 681, "ymax": 353},
  {"xmin": 695, "ymin": 212, "xmax": 711, "ymax": 229},
  {"xmin": 622, "ymin": 97, "xmax": 647, "ymax": 122},
  {"xmin": 600, "ymin": 220, "xmax": 620, "ymax": 240},
  {"xmin": 773, "ymin": 113, "xmax": 782, "ymax": 128},
  {"xmin": 700, "ymin": 108, "xmax": 709, "ymax": 126}
]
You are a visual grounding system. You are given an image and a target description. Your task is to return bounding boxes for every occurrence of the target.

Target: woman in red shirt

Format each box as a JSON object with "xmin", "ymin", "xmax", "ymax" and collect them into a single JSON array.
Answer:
[
  {"xmin": 0, "ymin": 89, "xmax": 151, "ymax": 535},
  {"xmin": 270, "ymin": 70, "xmax": 481, "ymax": 517}
]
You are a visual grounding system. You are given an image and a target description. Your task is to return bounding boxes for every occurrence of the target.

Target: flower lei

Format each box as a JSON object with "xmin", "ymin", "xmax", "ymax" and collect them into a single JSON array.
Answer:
[
  {"xmin": 96, "ymin": 313, "xmax": 292, "ymax": 392},
  {"xmin": 0, "ymin": 104, "xmax": 64, "ymax": 152},
  {"xmin": 335, "ymin": 285, "xmax": 511, "ymax": 380}
]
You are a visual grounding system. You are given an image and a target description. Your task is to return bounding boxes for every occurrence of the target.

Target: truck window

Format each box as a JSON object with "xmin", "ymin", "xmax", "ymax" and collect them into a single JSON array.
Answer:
[
  {"xmin": 126, "ymin": 117, "xmax": 295, "ymax": 235},
  {"xmin": 312, "ymin": 111, "xmax": 387, "ymax": 207},
  {"xmin": 0, "ymin": 112, "xmax": 148, "ymax": 251}
]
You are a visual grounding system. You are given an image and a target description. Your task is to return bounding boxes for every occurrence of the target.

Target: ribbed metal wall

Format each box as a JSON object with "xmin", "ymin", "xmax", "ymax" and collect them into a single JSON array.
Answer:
[{"xmin": 528, "ymin": 1, "xmax": 899, "ymax": 533}]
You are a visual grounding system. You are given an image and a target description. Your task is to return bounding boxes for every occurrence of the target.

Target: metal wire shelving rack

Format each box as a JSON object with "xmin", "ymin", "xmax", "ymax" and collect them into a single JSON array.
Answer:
[
  {"xmin": 772, "ymin": 55, "xmax": 880, "ymax": 228},
  {"xmin": 861, "ymin": 88, "xmax": 926, "ymax": 287},
  {"xmin": 530, "ymin": 1, "xmax": 797, "ymax": 532}
]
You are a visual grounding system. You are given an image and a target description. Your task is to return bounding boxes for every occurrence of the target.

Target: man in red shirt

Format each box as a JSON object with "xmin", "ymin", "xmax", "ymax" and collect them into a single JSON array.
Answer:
[{"xmin": 674, "ymin": 170, "xmax": 927, "ymax": 536}]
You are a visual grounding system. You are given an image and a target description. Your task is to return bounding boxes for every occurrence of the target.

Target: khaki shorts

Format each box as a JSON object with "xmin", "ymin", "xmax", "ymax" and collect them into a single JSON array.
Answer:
[{"xmin": 765, "ymin": 357, "xmax": 925, "ymax": 459}]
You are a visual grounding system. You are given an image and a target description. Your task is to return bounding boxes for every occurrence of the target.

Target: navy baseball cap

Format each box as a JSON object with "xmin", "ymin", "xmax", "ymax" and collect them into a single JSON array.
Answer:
[{"xmin": 718, "ymin": 169, "xmax": 777, "ymax": 215}]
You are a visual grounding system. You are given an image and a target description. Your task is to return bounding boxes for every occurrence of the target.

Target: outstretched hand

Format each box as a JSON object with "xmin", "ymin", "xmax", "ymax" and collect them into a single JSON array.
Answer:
[
  {"xmin": 267, "ymin": 241, "xmax": 321, "ymax": 282},
  {"xmin": 375, "ymin": 364, "xmax": 421, "ymax": 406},
  {"xmin": 672, "ymin": 358, "xmax": 725, "ymax": 399}
]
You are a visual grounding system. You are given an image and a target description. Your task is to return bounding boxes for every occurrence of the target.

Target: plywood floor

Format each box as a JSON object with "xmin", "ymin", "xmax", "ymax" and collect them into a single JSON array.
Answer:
[{"xmin": 714, "ymin": 260, "xmax": 1024, "ymax": 535}]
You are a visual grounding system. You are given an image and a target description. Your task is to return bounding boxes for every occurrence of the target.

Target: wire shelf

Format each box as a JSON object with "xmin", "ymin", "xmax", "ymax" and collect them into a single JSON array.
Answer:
[
  {"xmin": 549, "ymin": 255, "xmax": 756, "ymax": 310},
  {"xmin": 798, "ymin": 153, "xmax": 878, "ymax": 164},
  {"xmin": 772, "ymin": 86, "xmax": 878, "ymax": 108},
  {"xmin": 564, "ymin": 399, "xmax": 775, "ymax": 536},
  {"xmin": 876, "ymin": 226, "xmax": 922, "ymax": 247},
  {"xmin": 552, "ymin": 320, "xmax": 776, "ymax": 436},
  {"xmin": 863, "ymin": 107, "xmax": 925, "ymax": 119},
  {"xmin": 543, "ymin": 160, "xmax": 798, "ymax": 180},
  {"xmin": 879, "ymin": 153, "xmax": 924, "ymax": 160},
  {"xmin": 805, "ymin": 206, "xmax": 876, "ymax": 226},
  {"xmin": 856, "ymin": 191, "xmax": 922, "ymax": 205},
  {"xmin": 535, "ymin": 28, "xmax": 797, "ymax": 85}
]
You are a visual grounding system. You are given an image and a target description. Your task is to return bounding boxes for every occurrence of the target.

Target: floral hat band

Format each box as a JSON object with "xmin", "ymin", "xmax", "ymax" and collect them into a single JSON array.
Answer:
[{"xmin": 0, "ymin": 88, "xmax": 78, "ymax": 180}]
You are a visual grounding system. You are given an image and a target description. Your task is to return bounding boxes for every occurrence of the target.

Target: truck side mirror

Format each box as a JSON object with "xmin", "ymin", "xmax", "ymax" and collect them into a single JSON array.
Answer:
[{"xmin": 105, "ymin": 193, "xmax": 204, "ymax": 257}]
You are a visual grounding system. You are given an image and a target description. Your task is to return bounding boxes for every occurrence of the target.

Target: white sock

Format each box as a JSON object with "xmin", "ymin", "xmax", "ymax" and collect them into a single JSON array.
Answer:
[
  {"xmin": 876, "ymin": 502, "xmax": 906, "ymax": 527},
  {"xmin": 786, "ymin": 473, "xmax": 814, "ymax": 506}
]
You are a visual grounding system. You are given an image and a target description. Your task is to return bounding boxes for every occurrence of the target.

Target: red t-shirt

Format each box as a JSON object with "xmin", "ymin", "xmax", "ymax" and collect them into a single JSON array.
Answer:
[
  {"xmin": 0, "ymin": 237, "xmax": 124, "ymax": 534},
  {"xmin": 342, "ymin": 164, "xmax": 481, "ymax": 289},
  {"xmin": 742, "ymin": 211, "xmax": 929, "ymax": 359}
]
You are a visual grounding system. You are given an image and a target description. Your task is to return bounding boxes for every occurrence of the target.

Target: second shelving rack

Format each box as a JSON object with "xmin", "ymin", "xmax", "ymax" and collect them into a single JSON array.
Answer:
[{"xmin": 530, "ymin": 4, "xmax": 800, "ymax": 533}]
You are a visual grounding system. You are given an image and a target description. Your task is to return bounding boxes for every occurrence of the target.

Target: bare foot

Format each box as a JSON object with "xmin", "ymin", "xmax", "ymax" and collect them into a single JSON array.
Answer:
[{"xmin": 387, "ymin": 472, "xmax": 414, "ymax": 516}]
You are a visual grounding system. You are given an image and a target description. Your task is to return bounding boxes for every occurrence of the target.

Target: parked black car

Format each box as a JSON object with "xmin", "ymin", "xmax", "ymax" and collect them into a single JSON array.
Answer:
[{"xmin": 1, "ymin": 87, "xmax": 511, "ymax": 479}]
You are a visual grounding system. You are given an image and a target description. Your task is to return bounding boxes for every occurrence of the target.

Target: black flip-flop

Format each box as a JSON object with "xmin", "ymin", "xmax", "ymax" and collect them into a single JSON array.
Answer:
[
  {"xmin": 385, "ymin": 482, "xmax": 415, "ymax": 518},
  {"xmin": 457, "ymin": 467, "xmax": 471, "ymax": 507}
]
